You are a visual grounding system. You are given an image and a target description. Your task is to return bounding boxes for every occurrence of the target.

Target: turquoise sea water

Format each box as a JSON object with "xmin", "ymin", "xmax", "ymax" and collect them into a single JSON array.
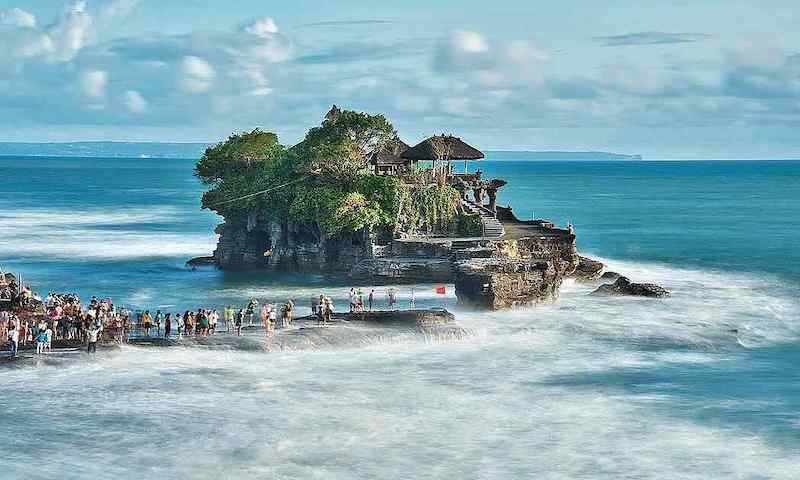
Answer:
[{"xmin": 1, "ymin": 156, "xmax": 799, "ymax": 479}]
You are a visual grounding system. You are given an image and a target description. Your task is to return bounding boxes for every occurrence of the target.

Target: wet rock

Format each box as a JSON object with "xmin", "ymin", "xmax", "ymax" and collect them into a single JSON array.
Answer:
[
  {"xmin": 591, "ymin": 276, "xmax": 670, "ymax": 298},
  {"xmin": 454, "ymin": 258, "xmax": 562, "ymax": 310},
  {"xmin": 126, "ymin": 310, "xmax": 465, "ymax": 352},
  {"xmin": 570, "ymin": 255, "xmax": 605, "ymax": 282},
  {"xmin": 600, "ymin": 271, "xmax": 621, "ymax": 282},
  {"xmin": 186, "ymin": 256, "xmax": 217, "ymax": 268}
]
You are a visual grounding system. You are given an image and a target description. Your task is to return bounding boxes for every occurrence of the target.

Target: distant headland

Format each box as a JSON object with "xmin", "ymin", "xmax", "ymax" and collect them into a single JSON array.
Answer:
[{"xmin": 0, "ymin": 142, "xmax": 641, "ymax": 161}]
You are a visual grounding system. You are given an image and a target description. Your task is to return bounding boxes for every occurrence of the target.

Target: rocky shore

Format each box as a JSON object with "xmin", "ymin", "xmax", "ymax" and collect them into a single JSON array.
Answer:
[{"xmin": 129, "ymin": 309, "xmax": 470, "ymax": 352}]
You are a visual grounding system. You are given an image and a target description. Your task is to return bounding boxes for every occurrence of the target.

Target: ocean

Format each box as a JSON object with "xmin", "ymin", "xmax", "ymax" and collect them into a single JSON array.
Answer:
[{"xmin": 1, "ymin": 156, "xmax": 799, "ymax": 479}]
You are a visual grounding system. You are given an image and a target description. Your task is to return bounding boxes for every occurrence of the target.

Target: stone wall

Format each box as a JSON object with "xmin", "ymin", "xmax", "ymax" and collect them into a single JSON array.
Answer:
[{"xmin": 212, "ymin": 209, "xmax": 581, "ymax": 311}]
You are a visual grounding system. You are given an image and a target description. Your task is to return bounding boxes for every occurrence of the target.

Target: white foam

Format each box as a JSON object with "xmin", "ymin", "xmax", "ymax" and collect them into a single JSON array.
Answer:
[{"xmin": 0, "ymin": 207, "xmax": 218, "ymax": 260}]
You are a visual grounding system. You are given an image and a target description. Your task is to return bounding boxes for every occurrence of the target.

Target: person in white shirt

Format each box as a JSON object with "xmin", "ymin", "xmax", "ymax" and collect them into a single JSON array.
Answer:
[
  {"xmin": 8, "ymin": 326, "xmax": 18, "ymax": 357},
  {"xmin": 87, "ymin": 325, "xmax": 100, "ymax": 354},
  {"xmin": 44, "ymin": 326, "xmax": 53, "ymax": 353}
]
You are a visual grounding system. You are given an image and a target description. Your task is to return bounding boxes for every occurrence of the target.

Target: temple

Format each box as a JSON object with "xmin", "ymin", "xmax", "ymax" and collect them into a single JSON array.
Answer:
[{"xmin": 204, "ymin": 105, "xmax": 580, "ymax": 310}]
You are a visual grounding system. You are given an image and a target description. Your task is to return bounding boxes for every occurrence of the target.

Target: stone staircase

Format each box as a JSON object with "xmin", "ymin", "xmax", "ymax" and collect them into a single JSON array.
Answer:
[{"xmin": 463, "ymin": 200, "xmax": 505, "ymax": 239}]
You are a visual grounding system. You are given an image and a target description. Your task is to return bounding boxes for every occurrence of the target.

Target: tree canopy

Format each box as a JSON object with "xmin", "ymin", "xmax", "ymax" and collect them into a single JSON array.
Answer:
[{"xmin": 196, "ymin": 107, "xmax": 467, "ymax": 238}]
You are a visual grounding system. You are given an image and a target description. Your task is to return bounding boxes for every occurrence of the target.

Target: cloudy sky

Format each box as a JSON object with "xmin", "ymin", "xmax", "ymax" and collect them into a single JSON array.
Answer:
[{"xmin": 1, "ymin": 0, "xmax": 799, "ymax": 158}]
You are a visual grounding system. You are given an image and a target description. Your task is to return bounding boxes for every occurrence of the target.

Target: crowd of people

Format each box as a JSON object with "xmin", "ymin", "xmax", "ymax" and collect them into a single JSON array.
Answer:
[
  {"xmin": 3, "ymin": 274, "xmax": 427, "ymax": 358},
  {"xmin": 342, "ymin": 287, "xmax": 414, "ymax": 313},
  {"xmin": 1, "ymin": 292, "xmax": 113, "ymax": 357}
]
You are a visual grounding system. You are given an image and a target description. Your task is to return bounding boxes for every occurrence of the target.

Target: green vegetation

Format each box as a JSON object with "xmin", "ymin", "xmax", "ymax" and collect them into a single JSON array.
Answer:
[{"xmin": 197, "ymin": 107, "xmax": 466, "ymax": 238}]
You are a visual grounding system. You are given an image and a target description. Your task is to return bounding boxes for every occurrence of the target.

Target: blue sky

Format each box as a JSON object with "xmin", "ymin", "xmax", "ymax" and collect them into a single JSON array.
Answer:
[{"xmin": 1, "ymin": 0, "xmax": 799, "ymax": 158}]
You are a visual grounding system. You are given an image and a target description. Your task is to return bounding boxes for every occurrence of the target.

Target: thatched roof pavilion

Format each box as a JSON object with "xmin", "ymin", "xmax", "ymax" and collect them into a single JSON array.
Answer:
[
  {"xmin": 401, "ymin": 135, "xmax": 484, "ymax": 162},
  {"xmin": 369, "ymin": 138, "xmax": 412, "ymax": 176},
  {"xmin": 402, "ymin": 135, "xmax": 484, "ymax": 174}
]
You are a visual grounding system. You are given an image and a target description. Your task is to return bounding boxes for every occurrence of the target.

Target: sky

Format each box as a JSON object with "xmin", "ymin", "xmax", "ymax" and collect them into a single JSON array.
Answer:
[{"xmin": 0, "ymin": 0, "xmax": 799, "ymax": 159}]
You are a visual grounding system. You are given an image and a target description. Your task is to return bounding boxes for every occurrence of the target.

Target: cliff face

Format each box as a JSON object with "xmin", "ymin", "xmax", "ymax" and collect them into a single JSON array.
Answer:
[
  {"xmin": 213, "ymin": 213, "xmax": 372, "ymax": 273},
  {"xmin": 454, "ymin": 234, "xmax": 579, "ymax": 310},
  {"xmin": 212, "ymin": 210, "xmax": 580, "ymax": 311}
]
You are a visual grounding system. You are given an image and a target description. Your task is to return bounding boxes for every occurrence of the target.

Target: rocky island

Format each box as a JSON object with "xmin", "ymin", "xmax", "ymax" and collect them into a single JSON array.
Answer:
[{"xmin": 193, "ymin": 106, "xmax": 664, "ymax": 309}]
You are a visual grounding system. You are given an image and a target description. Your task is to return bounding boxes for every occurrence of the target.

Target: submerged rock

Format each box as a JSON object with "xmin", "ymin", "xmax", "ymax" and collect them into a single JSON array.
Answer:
[
  {"xmin": 570, "ymin": 255, "xmax": 605, "ymax": 282},
  {"xmin": 127, "ymin": 309, "xmax": 467, "ymax": 352},
  {"xmin": 186, "ymin": 256, "xmax": 217, "ymax": 268},
  {"xmin": 591, "ymin": 276, "xmax": 670, "ymax": 298}
]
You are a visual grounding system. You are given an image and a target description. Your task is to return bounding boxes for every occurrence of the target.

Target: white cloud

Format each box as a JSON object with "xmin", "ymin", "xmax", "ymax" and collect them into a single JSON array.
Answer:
[
  {"xmin": 98, "ymin": 0, "xmax": 140, "ymax": 23},
  {"xmin": 244, "ymin": 17, "xmax": 279, "ymax": 38},
  {"xmin": 180, "ymin": 56, "xmax": 216, "ymax": 93},
  {"xmin": 81, "ymin": 70, "xmax": 108, "ymax": 98},
  {"xmin": 451, "ymin": 31, "xmax": 489, "ymax": 53},
  {"xmin": 123, "ymin": 90, "xmax": 147, "ymax": 113},
  {"xmin": 49, "ymin": 1, "xmax": 93, "ymax": 62},
  {"xmin": 0, "ymin": 7, "xmax": 36, "ymax": 28}
]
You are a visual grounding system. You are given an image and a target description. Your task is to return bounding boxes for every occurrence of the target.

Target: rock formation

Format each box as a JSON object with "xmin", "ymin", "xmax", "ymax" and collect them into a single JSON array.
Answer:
[
  {"xmin": 570, "ymin": 255, "xmax": 605, "ymax": 282},
  {"xmin": 591, "ymin": 276, "xmax": 670, "ymax": 298}
]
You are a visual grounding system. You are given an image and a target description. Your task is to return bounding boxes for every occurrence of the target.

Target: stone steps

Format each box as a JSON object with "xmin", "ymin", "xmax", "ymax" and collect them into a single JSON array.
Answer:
[{"xmin": 463, "ymin": 200, "xmax": 505, "ymax": 239}]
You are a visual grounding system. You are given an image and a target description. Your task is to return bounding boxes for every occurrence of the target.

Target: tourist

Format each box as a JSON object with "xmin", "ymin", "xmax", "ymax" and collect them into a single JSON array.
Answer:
[
  {"xmin": 246, "ymin": 298, "xmax": 258, "ymax": 325},
  {"xmin": 44, "ymin": 323, "xmax": 53, "ymax": 353},
  {"xmin": 260, "ymin": 304, "xmax": 269, "ymax": 329},
  {"xmin": 35, "ymin": 329, "xmax": 47, "ymax": 355},
  {"xmin": 224, "ymin": 306, "xmax": 233, "ymax": 330},
  {"xmin": 7, "ymin": 324, "xmax": 18, "ymax": 357},
  {"xmin": 234, "ymin": 309, "xmax": 244, "ymax": 336},
  {"xmin": 87, "ymin": 324, "xmax": 100, "ymax": 354},
  {"xmin": 197, "ymin": 309, "xmax": 209, "ymax": 336},
  {"xmin": 348, "ymin": 288, "xmax": 356, "ymax": 313},
  {"xmin": 368, "ymin": 289, "xmax": 374, "ymax": 311},
  {"xmin": 260, "ymin": 305, "xmax": 270, "ymax": 336},
  {"xmin": 142, "ymin": 310, "xmax": 152, "ymax": 337},
  {"xmin": 210, "ymin": 309, "xmax": 219, "ymax": 334},
  {"xmin": 410, "ymin": 288, "xmax": 416, "ymax": 309},
  {"xmin": 155, "ymin": 310, "xmax": 163, "ymax": 335},
  {"xmin": 316, "ymin": 295, "xmax": 325, "ymax": 325},
  {"xmin": 286, "ymin": 299, "xmax": 294, "ymax": 326},
  {"xmin": 311, "ymin": 296, "xmax": 319, "ymax": 316},
  {"xmin": 387, "ymin": 288, "xmax": 397, "ymax": 310},
  {"xmin": 269, "ymin": 306, "xmax": 277, "ymax": 332},
  {"xmin": 164, "ymin": 313, "xmax": 172, "ymax": 338}
]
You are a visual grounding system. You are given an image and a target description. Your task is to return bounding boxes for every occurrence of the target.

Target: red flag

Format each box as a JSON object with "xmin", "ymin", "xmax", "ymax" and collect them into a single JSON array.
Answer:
[{"xmin": 435, "ymin": 285, "xmax": 446, "ymax": 295}]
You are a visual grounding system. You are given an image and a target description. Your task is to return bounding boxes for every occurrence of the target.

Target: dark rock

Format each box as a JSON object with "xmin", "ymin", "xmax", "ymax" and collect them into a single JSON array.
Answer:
[
  {"xmin": 591, "ymin": 276, "xmax": 670, "ymax": 298},
  {"xmin": 600, "ymin": 271, "xmax": 621, "ymax": 282},
  {"xmin": 571, "ymin": 255, "xmax": 605, "ymax": 282},
  {"xmin": 186, "ymin": 256, "xmax": 217, "ymax": 268}
]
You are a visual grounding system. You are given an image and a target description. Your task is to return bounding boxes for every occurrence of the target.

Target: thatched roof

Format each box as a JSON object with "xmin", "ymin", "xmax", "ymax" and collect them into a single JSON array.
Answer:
[
  {"xmin": 370, "ymin": 138, "xmax": 411, "ymax": 165},
  {"xmin": 401, "ymin": 135, "xmax": 484, "ymax": 161}
]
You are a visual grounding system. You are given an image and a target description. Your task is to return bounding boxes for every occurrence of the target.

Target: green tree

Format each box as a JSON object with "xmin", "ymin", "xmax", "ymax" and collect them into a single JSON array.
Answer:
[
  {"xmin": 195, "ymin": 129, "xmax": 284, "ymax": 185},
  {"xmin": 301, "ymin": 109, "xmax": 397, "ymax": 181}
]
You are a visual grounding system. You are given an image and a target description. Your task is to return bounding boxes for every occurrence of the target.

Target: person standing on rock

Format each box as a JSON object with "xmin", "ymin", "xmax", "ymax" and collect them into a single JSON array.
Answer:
[
  {"xmin": 234, "ymin": 309, "xmax": 244, "ymax": 336},
  {"xmin": 348, "ymin": 288, "xmax": 356, "ymax": 313},
  {"xmin": 368, "ymin": 289, "xmax": 375, "ymax": 312},
  {"xmin": 87, "ymin": 324, "xmax": 100, "ymax": 354},
  {"xmin": 35, "ymin": 330, "xmax": 47, "ymax": 355},
  {"xmin": 44, "ymin": 323, "xmax": 53, "ymax": 354},
  {"xmin": 155, "ymin": 310, "xmax": 163, "ymax": 336},
  {"xmin": 7, "ymin": 324, "xmax": 18, "ymax": 357},
  {"xmin": 269, "ymin": 306, "xmax": 277, "ymax": 333},
  {"xmin": 164, "ymin": 313, "xmax": 172, "ymax": 338},
  {"xmin": 246, "ymin": 299, "xmax": 258, "ymax": 325},
  {"xmin": 224, "ymin": 306, "xmax": 233, "ymax": 330},
  {"xmin": 142, "ymin": 310, "xmax": 152, "ymax": 337}
]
